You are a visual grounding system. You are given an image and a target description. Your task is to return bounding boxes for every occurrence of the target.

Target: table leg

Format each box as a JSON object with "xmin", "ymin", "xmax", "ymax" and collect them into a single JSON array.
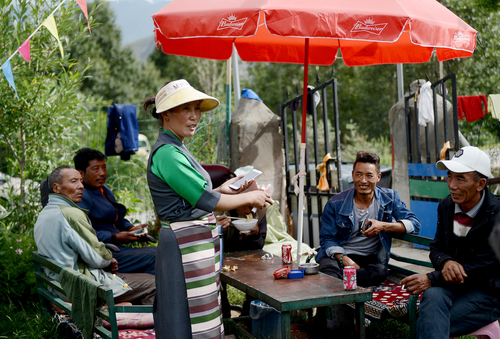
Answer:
[
  {"xmin": 281, "ymin": 311, "xmax": 291, "ymax": 339},
  {"xmin": 355, "ymin": 302, "xmax": 366, "ymax": 339}
]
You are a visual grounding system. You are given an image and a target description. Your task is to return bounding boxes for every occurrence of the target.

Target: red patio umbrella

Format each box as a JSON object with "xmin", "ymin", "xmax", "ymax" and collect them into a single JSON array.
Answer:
[{"xmin": 152, "ymin": 0, "xmax": 477, "ymax": 263}]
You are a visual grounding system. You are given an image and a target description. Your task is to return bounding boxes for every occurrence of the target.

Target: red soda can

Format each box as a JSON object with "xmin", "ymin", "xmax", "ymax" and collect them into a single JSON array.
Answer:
[
  {"xmin": 273, "ymin": 266, "xmax": 291, "ymax": 279},
  {"xmin": 282, "ymin": 244, "xmax": 293, "ymax": 264},
  {"xmin": 343, "ymin": 266, "xmax": 357, "ymax": 290}
]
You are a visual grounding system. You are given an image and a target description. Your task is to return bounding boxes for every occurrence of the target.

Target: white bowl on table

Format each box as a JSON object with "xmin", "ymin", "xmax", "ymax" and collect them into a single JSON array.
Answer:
[{"xmin": 232, "ymin": 219, "xmax": 257, "ymax": 233}]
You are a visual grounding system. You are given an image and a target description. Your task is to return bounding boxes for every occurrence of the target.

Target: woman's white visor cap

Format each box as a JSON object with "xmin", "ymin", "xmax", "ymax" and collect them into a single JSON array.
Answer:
[
  {"xmin": 436, "ymin": 146, "xmax": 493, "ymax": 178},
  {"xmin": 155, "ymin": 79, "xmax": 220, "ymax": 113}
]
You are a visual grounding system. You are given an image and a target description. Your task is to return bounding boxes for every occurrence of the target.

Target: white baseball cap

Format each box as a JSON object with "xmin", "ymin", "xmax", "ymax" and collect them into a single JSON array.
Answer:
[
  {"xmin": 155, "ymin": 79, "xmax": 219, "ymax": 113},
  {"xmin": 436, "ymin": 146, "xmax": 493, "ymax": 178}
]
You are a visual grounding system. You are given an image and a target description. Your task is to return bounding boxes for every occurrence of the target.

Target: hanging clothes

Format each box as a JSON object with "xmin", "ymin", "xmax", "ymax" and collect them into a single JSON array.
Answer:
[
  {"xmin": 418, "ymin": 81, "xmax": 433, "ymax": 126},
  {"xmin": 457, "ymin": 95, "xmax": 488, "ymax": 122},
  {"xmin": 105, "ymin": 104, "xmax": 139, "ymax": 160},
  {"xmin": 488, "ymin": 94, "xmax": 500, "ymax": 120}
]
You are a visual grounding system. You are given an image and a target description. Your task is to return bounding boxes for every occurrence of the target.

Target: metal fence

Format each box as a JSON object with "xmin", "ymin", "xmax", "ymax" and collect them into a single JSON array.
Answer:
[{"xmin": 280, "ymin": 78, "xmax": 341, "ymax": 248}]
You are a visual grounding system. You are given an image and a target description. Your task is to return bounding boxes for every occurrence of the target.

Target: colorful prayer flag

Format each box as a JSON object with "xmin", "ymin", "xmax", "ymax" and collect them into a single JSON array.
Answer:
[
  {"xmin": 75, "ymin": 0, "xmax": 91, "ymax": 32},
  {"xmin": 1, "ymin": 60, "xmax": 19, "ymax": 99},
  {"xmin": 18, "ymin": 38, "xmax": 31, "ymax": 62},
  {"xmin": 42, "ymin": 14, "xmax": 64, "ymax": 58}
]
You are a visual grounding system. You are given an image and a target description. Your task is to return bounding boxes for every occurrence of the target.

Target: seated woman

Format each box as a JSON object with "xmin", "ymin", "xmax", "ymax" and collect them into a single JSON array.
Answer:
[
  {"xmin": 221, "ymin": 206, "xmax": 267, "ymax": 253},
  {"xmin": 218, "ymin": 182, "xmax": 268, "ymax": 317}
]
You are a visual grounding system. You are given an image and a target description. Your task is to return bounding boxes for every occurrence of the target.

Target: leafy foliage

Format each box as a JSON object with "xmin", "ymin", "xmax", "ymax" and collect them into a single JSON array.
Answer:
[{"xmin": 0, "ymin": 0, "xmax": 92, "ymax": 232}]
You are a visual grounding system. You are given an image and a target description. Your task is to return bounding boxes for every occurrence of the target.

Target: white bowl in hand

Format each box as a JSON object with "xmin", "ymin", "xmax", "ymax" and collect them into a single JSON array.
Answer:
[{"xmin": 232, "ymin": 219, "xmax": 257, "ymax": 233}]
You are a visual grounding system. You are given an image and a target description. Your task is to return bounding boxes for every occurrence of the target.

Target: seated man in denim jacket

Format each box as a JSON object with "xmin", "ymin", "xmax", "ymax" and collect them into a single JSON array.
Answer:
[{"xmin": 316, "ymin": 151, "xmax": 421, "ymax": 287}]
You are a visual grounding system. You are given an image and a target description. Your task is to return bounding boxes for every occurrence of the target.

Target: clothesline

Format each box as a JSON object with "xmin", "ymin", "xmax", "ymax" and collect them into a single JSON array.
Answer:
[{"xmin": 416, "ymin": 81, "xmax": 498, "ymax": 127}]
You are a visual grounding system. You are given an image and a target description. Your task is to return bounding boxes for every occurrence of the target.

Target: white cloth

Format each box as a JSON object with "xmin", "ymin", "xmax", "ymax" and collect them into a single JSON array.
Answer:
[
  {"xmin": 488, "ymin": 94, "xmax": 500, "ymax": 120},
  {"xmin": 418, "ymin": 81, "xmax": 433, "ymax": 126}
]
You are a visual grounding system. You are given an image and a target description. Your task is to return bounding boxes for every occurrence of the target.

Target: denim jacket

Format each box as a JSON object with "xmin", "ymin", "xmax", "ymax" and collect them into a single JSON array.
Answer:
[{"xmin": 316, "ymin": 187, "xmax": 421, "ymax": 266}]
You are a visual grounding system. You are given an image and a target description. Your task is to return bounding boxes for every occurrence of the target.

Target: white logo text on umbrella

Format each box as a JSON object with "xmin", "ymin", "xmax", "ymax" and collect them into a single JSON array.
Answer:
[
  {"xmin": 351, "ymin": 17, "xmax": 388, "ymax": 35},
  {"xmin": 218, "ymin": 14, "xmax": 248, "ymax": 30}
]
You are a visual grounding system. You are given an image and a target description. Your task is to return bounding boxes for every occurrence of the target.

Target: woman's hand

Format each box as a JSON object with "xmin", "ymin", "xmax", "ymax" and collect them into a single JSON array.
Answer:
[
  {"xmin": 246, "ymin": 190, "xmax": 273, "ymax": 209},
  {"xmin": 214, "ymin": 187, "xmax": 272, "ymax": 211},
  {"xmin": 216, "ymin": 214, "xmax": 231, "ymax": 230},
  {"xmin": 217, "ymin": 175, "xmax": 255, "ymax": 194}
]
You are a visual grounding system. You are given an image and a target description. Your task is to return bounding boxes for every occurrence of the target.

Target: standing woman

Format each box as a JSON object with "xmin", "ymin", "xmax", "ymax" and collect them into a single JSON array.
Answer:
[{"xmin": 144, "ymin": 79, "xmax": 272, "ymax": 339}]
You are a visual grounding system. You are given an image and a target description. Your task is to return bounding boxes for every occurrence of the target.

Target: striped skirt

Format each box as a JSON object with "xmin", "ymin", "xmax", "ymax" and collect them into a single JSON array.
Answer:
[{"xmin": 154, "ymin": 214, "xmax": 224, "ymax": 339}]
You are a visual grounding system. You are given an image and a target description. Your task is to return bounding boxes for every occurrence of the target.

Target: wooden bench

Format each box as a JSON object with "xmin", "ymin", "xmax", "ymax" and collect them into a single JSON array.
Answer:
[{"xmin": 32, "ymin": 251, "xmax": 154, "ymax": 339}]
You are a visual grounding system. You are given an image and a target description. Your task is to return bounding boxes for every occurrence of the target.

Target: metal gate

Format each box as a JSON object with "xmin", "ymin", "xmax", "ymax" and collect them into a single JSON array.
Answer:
[
  {"xmin": 406, "ymin": 74, "xmax": 458, "ymax": 240},
  {"xmin": 279, "ymin": 77, "xmax": 341, "ymax": 248}
]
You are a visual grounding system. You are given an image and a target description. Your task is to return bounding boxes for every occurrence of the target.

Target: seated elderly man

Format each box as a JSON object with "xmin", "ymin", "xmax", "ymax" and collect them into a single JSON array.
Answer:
[
  {"xmin": 74, "ymin": 148, "xmax": 156, "ymax": 275},
  {"xmin": 401, "ymin": 146, "xmax": 500, "ymax": 339},
  {"xmin": 34, "ymin": 165, "xmax": 155, "ymax": 305}
]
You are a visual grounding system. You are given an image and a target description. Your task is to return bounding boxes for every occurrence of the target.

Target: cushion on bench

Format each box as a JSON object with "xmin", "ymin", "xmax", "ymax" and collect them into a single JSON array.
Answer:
[
  {"xmin": 347, "ymin": 272, "xmax": 422, "ymax": 321},
  {"xmin": 103, "ymin": 313, "xmax": 154, "ymax": 330},
  {"xmin": 51, "ymin": 308, "xmax": 156, "ymax": 338},
  {"xmin": 113, "ymin": 329, "xmax": 156, "ymax": 338}
]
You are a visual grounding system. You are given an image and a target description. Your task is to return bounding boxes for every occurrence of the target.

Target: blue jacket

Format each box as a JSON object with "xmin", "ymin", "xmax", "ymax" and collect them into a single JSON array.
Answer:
[
  {"xmin": 105, "ymin": 104, "xmax": 139, "ymax": 161},
  {"xmin": 316, "ymin": 186, "xmax": 421, "ymax": 265}
]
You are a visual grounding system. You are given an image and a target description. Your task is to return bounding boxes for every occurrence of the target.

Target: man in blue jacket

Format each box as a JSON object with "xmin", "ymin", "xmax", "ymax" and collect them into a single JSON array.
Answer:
[
  {"xmin": 74, "ymin": 148, "xmax": 156, "ymax": 275},
  {"xmin": 401, "ymin": 146, "xmax": 500, "ymax": 339},
  {"xmin": 316, "ymin": 151, "xmax": 421, "ymax": 287}
]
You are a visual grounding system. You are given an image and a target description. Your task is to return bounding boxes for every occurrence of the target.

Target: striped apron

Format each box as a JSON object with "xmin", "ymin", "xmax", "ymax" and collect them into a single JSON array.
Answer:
[{"xmin": 161, "ymin": 213, "xmax": 224, "ymax": 339}]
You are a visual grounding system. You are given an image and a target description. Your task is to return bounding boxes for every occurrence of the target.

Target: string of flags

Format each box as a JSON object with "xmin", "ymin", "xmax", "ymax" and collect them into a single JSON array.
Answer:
[{"xmin": 1, "ymin": 0, "xmax": 90, "ymax": 100}]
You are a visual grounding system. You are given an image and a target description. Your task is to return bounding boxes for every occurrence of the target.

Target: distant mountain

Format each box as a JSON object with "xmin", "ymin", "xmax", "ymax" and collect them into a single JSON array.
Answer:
[
  {"xmin": 109, "ymin": 0, "xmax": 170, "ymax": 46},
  {"xmin": 126, "ymin": 36, "xmax": 156, "ymax": 62}
]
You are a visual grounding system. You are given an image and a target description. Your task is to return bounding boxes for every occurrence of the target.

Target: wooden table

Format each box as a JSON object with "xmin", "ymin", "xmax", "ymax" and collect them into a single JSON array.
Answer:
[{"xmin": 221, "ymin": 250, "xmax": 372, "ymax": 339}]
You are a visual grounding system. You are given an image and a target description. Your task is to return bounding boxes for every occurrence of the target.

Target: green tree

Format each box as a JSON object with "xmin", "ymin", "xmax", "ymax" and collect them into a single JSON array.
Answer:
[
  {"xmin": 0, "ymin": 0, "xmax": 94, "ymax": 228},
  {"xmin": 68, "ymin": 0, "xmax": 162, "ymax": 104},
  {"xmin": 0, "ymin": 0, "xmax": 95, "ymax": 315}
]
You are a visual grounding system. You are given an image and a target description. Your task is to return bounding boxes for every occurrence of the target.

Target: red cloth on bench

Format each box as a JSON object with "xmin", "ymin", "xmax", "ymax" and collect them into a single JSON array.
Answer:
[{"xmin": 348, "ymin": 274, "xmax": 423, "ymax": 320}]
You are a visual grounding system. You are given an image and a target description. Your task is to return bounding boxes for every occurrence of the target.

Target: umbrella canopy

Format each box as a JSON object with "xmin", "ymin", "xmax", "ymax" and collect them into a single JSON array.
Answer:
[
  {"xmin": 153, "ymin": 0, "xmax": 477, "ymax": 66},
  {"xmin": 152, "ymin": 0, "xmax": 476, "ymax": 263}
]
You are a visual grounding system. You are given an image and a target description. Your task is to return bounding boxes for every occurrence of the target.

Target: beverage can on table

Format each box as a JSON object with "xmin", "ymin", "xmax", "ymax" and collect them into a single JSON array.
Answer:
[
  {"xmin": 343, "ymin": 266, "xmax": 357, "ymax": 290},
  {"xmin": 273, "ymin": 266, "xmax": 290, "ymax": 279},
  {"xmin": 282, "ymin": 244, "xmax": 292, "ymax": 264}
]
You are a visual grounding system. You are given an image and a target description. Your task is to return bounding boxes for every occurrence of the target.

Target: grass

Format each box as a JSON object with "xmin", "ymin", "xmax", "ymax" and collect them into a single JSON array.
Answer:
[{"xmin": 0, "ymin": 302, "xmax": 67, "ymax": 339}]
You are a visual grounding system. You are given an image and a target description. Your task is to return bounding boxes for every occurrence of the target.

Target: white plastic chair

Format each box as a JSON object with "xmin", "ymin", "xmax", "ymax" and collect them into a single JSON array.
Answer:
[{"xmin": 450, "ymin": 321, "xmax": 500, "ymax": 339}]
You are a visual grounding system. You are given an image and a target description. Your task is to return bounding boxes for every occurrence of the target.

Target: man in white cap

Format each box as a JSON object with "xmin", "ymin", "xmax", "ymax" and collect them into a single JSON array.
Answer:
[{"xmin": 401, "ymin": 146, "xmax": 500, "ymax": 339}]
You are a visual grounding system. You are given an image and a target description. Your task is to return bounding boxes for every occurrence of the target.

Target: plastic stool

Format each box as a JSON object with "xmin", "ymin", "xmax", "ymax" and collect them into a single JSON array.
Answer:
[{"xmin": 450, "ymin": 321, "xmax": 500, "ymax": 339}]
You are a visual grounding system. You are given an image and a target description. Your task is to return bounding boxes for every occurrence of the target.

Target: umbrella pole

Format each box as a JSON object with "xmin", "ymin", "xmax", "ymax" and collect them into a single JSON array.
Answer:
[
  {"xmin": 297, "ymin": 38, "xmax": 309, "ymax": 264},
  {"xmin": 225, "ymin": 57, "xmax": 232, "ymax": 165}
]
